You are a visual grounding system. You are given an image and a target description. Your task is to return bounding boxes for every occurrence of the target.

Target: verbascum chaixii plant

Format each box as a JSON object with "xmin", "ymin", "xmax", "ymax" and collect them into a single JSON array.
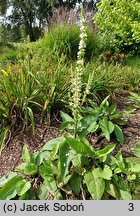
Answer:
[{"xmin": 70, "ymin": 7, "xmax": 87, "ymax": 137}]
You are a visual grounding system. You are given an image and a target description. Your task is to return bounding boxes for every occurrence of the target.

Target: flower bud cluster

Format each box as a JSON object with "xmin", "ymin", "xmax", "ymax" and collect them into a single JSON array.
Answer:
[{"xmin": 70, "ymin": 8, "xmax": 87, "ymax": 119}]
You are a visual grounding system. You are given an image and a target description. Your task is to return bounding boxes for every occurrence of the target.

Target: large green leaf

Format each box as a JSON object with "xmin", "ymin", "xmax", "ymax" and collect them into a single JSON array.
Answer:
[
  {"xmin": 15, "ymin": 163, "xmax": 27, "ymax": 172},
  {"xmin": 59, "ymin": 142, "xmax": 72, "ymax": 180},
  {"xmin": 38, "ymin": 184, "xmax": 49, "ymax": 200},
  {"xmin": 42, "ymin": 136, "xmax": 66, "ymax": 151},
  {"xmin": 96, "ymin": 144, "xmax": 116, "ymax": 158},
  {"xmin": 81, "ymin": 105, "xmax": 96, "ymax": 114},
  {"xmin": 127, "ymin": 174, "xmax": 136, "ymax": 181},
  {"xmin": 79, "ymin": 115, "xmax": 97, "ymax": 125},
  {"xmin": 49, "ymin": 142, "xmax": 60, "ymax": 161},
  {"xmin": 79, "ymin": 121, "xmax": 98, "ymax": 136},
  {"xmin": 24, "ymin": 163, "xmax": 38, "ymax": 175},
  {"xmin": 78, "ymin": 136, "xmax": 96, "ymax": 151},
  {"xmin": 109, "ymin": 104, "xmax": 117, "ymax": 115},
  {"xmin": 70, "ymin": 172, "xmax": 82, "ymax": 194},
  {"xmin": 60, "ymin": 111, "xmax": 75, "ymax": 123},
  {"xmin": 100, "ymin": 96, "xmax": 110, "ymax": 110},
  {"xmin": 43, "ymin": 177, "xmax": 57, "ymax": 193},
  {"xmin": 91, "ymin": 166, "xmax": 112, "ymax": 181},
  {"xmin": 65, "ymin": 136, "xmax": 96, "ymax": 157},
  {"xmin": 78, "ymin": 115, "xmax": 97, "ymax": 133},
  {"xmin": 134, "ymin": 142, "xmax": 140, "ymax": 157},
  {"xmin": 0, "ymin": 176, "xmax": 23, "ymax": 200},
  {"xmin": 16, "ymin": 180, "xmax": 31, "ymax": 196},
  {"xmin": 39, "ymin": 161, "xmax": 54, "ymax": 179},
  {"xmin": 59, "ymin": 111, "xmax": 75, "ymax": 132},
  {"xmin": 84, "ymin": 169, "xmax": 105, "ymax": 200},
  {"xmin": 107, "ymin": 120, "xmax": 115, "ymax": 133},
  {"xmin": 22, "ymin": 145, "xmax": 31, "ymax": 163},
  {"xmin": 33, "ymin": 151, "xmax": 44, "ymax": 166},
  {"xmin": 116, "ymin": 152, "xmax": 127, "ymax": 173},
  {"xmin": 98, "ymin": 165, "xmax": 112, "ymax": 180},
  {"xmin": 59, "ymin": 121, "xmax": 75, "ymax": 131},
  {"xmin": 114, "ymin": 125, "xmax": 124, "ymax": 145},
  {"xmin": 0, "ymin": 172, "xmax": 17, "ymax": 188},
  {"xmin": 105, "ymin": 181, "xmax": 121, "ymax": 199},
  {"xmin": 113, "ymin": 176, "xmax": 132, "ymax": 200},
  {"xmin": 39, "ymin": 184, "xmax": 58, "ymax": 200},
  {"xmin": 99, "ymin": 119, "xmax": 114, "ymax": 141},
  {"xmin": 19, "ymin": 190, "xmax": 36, "ymax": 200},
  {"xmin": 126, "ymin": 157, "xmax": 140, "ymax": 173},
  {"xmin": 72, "ymin": 155, "xmax": 85, "ymax": 174},
  {"xmin": 105, "ymin": 154, "xmax": 117, "ymax": 167}
]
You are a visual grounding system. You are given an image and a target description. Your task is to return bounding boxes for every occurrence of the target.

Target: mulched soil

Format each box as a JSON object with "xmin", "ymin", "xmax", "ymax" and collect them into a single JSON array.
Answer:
[
  {"xmin": 0, "ymin": 124, "xmax": 61, "ymax": 177},
  {"xmin": 0, "ymin": 92, "xmax": 140, "ymax": 178}
]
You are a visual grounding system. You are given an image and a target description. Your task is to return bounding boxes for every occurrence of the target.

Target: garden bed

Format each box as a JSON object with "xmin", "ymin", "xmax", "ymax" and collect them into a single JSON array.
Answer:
[{"xmin": 0, "ymin": 94, "xmax": 140, "ymax": 178}]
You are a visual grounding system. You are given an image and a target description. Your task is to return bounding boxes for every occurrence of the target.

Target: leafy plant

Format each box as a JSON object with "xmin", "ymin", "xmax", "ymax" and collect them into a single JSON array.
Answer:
[
  {"xmin": 1, "ymin": 137, "xmax": 140, "ymax": 200},
  {"xmin": 60, "ymin": 96, "xmax": 125, "ymax": 144},
  {"xmin": 123, "ymin": 92, "xmax": 140, "ymax": 117},
  {"xmin": 0, "ymin": 137, "xmax": 114, "ymax": 199},
  {"xmin": 129, "ymin": 92, "xmax": 140, "ymax": 108},
  {"xmin": 0, "ymin": 50, "xmax": 70, "ymax": 138},
  {"xmin": 95, "ymin": 0, "xmax": 140, "ymax": 54},
  {"xmin": 0, "ymin": 4, "xmax": 140, "ymax": 202},
  {"xmin": 0, "ymin": 62, "xmax": 41, "ymax": 134}
]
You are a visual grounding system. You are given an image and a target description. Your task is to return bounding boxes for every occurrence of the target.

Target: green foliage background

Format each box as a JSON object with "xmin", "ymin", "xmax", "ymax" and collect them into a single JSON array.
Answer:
[{"xmin": 95, "ymin": 0, "xmax": 140, "ymax": 53}]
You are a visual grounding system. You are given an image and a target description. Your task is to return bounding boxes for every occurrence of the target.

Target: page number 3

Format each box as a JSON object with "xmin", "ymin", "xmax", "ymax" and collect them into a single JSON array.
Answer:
[{"xmin": 128, "ymin": 203, "xmax": 134, "ymax": 211}]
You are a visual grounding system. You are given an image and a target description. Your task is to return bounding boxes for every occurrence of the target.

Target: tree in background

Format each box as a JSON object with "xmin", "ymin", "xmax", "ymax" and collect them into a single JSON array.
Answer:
[
  {"xmin": 0, "ymin": 23, "xmax": 22, "ymax": 43},
  {"xmin": 95, "ymin": 0, "xmax": 140, "ymax": 53},
  {"xmin": 7, "ymin": 0, "xmax": 54, "ymax": 41},
  {"xmin": 0, "ymin": 0, "xmax": 55, "ymax": 41},
  {"xmin": 0, "ymin": 0, "xmax": 96, "ymax": 42},
  {"xmin": 0, "ymin": 0, "xmax": 8, "ymax": 16}
]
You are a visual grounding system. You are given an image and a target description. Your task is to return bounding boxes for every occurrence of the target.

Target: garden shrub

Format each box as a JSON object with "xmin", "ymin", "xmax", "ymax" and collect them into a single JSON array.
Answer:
[{"xmin": 95, "ymin": 0, "xmax": 140, "ymax": 54}]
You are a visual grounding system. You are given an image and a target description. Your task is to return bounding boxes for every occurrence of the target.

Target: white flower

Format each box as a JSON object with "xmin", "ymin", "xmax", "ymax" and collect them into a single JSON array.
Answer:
[
  {"xmin": 77, "ymin": 59, "xmax": 84, "ymax": 65},
  {"xmin": 79, "ymin": 40, "xmax": 86, "ymax": 49},
  {"xmin": 80, "ymin": 33, "xmax": 87, "ymax": 39},
  {"xmin": 80, "ymin": 25, "xmax": 85, "ymax": 31},
  {"xmin": 70, "ymin": 7, "xmax": 87, "ymax": 123}
]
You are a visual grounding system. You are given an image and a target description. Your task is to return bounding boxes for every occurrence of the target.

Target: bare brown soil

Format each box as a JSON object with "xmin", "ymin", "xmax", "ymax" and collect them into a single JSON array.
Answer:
[
  {"xmin": 0, "ymin": 93, "xmax": 140, "ymax": 178},
  {"xmin": 0, "ymin": 124, "xmax": 61, "ymax": 177}
]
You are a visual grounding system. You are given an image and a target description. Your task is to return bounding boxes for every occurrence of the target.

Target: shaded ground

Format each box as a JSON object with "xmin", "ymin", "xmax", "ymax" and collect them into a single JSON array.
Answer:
[{"xmin": 0, "ymin": 93, "xmax": 140, "ymax": 177}]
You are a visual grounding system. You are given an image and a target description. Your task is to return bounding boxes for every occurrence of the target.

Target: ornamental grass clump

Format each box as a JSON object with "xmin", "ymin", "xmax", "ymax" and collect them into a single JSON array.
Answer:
[{"xmin": 70, "ymin": 7, "xmax": 87, "ymax": 136}]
